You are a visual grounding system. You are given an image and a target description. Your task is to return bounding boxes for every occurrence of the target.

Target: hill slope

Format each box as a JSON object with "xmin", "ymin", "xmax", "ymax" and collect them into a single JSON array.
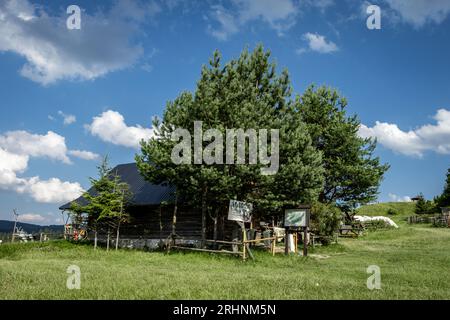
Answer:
[
  {"xmin": 0, "ymin": 220, "xmax": 63, "ymax": 234},
  {"xmin": 357, "ymin": 202, "xmax": 415, "ymax": 217}
]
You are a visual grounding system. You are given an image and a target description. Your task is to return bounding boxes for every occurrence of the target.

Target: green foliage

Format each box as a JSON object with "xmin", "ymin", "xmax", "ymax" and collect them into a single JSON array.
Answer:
[
  {"xmin": 414, "ymin": 193, "xmax": 436, "ymax": 215},
  {"xmin": 435, "ymin": 168, "xmax": 450, "ymax": 209},
  {"xmin": 387, "ymin": 208, "xmax": 397, "ymax": 215},
  {"xmin": 70, "ymin": 156, "xmax": 131, "ymax": 229},
  {"xmin": 136, "ymin": 45, "xmax": 324, "ymax": 220},
  {"xmin": 297, "ymin": 86, "xmax": 389, "ymax": 212},
  {"xmin": 310, "ymin": 202, "xmax": 342, "ymax": 244}
]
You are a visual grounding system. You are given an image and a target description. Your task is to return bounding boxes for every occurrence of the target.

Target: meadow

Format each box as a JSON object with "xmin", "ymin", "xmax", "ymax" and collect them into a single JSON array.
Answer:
[{"xmin": 1, "ymin": 203, "xmax": 449, "ymax": 300}]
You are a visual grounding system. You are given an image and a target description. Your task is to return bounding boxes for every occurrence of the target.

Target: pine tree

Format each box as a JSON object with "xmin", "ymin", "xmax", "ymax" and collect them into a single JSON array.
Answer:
[
  {"xmin": 136, "ymin": 46, "xmax": 324, "ymax": 245},
  {"xmin": 415, "ymin": 193, "xmax": 434, "ymax": 215},
  {"xmin": 70, "ymin": 156, "xmax": 131, "ymax": 250},
  {"xmin": 436, "ymin": 168, "xmax": 450, "ymax": 208},
  {"xmin": 297, "ymin": 86, "xmax": 389, "ymax": 215}
]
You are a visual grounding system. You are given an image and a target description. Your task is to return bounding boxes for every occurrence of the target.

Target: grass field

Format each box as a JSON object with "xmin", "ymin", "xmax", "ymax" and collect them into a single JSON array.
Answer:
[
  {"xmin": 357, "ymin": 201, "xmax": 416, "ymax": 218},
  {"xmin": 1, "ymin": 202, "xmax": 449, "ymax": 300}
]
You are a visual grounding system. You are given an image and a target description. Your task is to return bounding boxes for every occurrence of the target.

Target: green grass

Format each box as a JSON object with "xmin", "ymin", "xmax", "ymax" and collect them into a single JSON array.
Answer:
[
  {"xmin": 357, "ymin": 201, "xmax": 415, "ymax": 217},
  {"xmin": 1, "ymin": 219, "xmax": 450, "ymax": 299}
]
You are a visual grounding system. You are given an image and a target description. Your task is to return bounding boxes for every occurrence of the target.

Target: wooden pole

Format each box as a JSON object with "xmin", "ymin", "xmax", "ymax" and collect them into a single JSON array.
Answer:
[
  {"xmin": 115, "ymin": 190, "xmax": 124, "ymax": 251},
  {"xmin": 11, "ymin": 209, "xmax": 18, "ymax": 243},
  {"xmin": 272, "ymin": 237, "xmax": 276, "ymax": 256},
  {"xmin": 242, "ymin": 227, "xmax": 247, "ymax": 261},
  {"xmin": 115, "ymin": 221, "xmax": 120, "ymax": 251},
  {"xmin": 303, "ymin": 227, "xmax": 308, "ymax": 257},
  {"xmin": 284, "ymin": 228, "xmax": 289, "ymax": 255},
  {"xmin": 171, "ymin": 192, "xmax": 178, "ymax": 248},
  {"xmin": 159, "ymin": 205, "xmax": 163, "ymax": 246},
  {"xmin": 232, "ymin": 224, "xmax": 239, "ymax": 253},
  {"xmin": 294, "ymin": 232, "xmax": 298, "ymax": 253},
  {"xmin": 107, "ymin": 227, "xmax": 110, "ymax": 251},
  {"xmin": 94, "ymin": 229, "xmax": 98, "ymax": 250},
  {"xmin": 201, "ymin": 187, "xmax": 207, "ymax": 248}
]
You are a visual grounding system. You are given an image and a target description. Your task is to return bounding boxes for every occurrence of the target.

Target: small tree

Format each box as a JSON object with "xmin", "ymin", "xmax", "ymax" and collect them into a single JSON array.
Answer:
[
  {"xmin": 414, "ymin": 193, "xmax": 434, "ymax": 215},
  {"xmin": 436, "ymin": 168, "xmax": 450, "ymax": 209},
  {"xmin": 71, "ymin": 156, "xmax": 131, "ymax": 250},
  {"xmin": 309, "ymin": 202, "xmax": 342, "ymax": 245}
]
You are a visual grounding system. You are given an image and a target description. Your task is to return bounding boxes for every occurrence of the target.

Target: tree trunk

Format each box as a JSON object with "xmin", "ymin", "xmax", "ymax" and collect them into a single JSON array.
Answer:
[
  {"xmin": 172, "ymin": 193, "xmax": 178, "ymax": 239},
  {"xmin": 94, "ymin": 229, "xmax": 98, "ymax": 250},
  {"xmin": 159, "ymin": 205, "xmax": 163, "ymax": 247},
  {"xmin": 201, "ymin": 186, "xmax": 207, "ymax": 248},
  {"xmin": 231, "ymin": 224, "xmax": 239, "ymax": 253},
  {"xmin": 213, "ymin": 209, "xmax": 219, "ymax": 250},
  {"xmin": 115, "ymin": 221, "xmax": 120, "ymax": 251},
  {"xmin": 106, "ymin": 227, "xmax": 110, "ymax": 251}
]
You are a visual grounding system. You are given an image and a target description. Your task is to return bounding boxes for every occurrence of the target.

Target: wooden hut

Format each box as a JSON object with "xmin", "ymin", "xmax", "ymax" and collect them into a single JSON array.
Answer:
[{"xmin": 59, "ymin": 163, "xmax": 206, "ymax": 249}]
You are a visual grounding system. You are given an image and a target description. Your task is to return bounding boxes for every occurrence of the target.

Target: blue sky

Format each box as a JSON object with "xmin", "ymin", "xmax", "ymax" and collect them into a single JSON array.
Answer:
[{"xmin": 0, "ymin": 0, "xmax": 449, "ymax": 224}]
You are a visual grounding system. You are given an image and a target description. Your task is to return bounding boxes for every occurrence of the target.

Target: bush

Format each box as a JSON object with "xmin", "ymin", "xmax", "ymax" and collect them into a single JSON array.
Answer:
[
  {"xmin": 310, "ymin": 203, "xmax": 342, "ymax": 245},
  {"xmin": 415, "ymin": 193, "xmax": 438, "ymax": 214},
  {"xmin": 387, "ymin": 208, "xmax": 397, "ymax": 215}
]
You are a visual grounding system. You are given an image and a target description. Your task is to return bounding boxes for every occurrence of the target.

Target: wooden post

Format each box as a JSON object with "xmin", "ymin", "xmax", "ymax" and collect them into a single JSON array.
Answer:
[
  {"xmin": 242, "ymin": 227, "xmax": 247, "ymax": 261},
  {"xmin": 211, "ymin": 208, "xmax": 219, "ymax": 250},
  {"xmin": 272, "ymin": 237, "xmax": 276, "ymax": 256},
  {"xmin": 294, "ymin": 232, "xmax": 298, "ymax": 253},
  {"xmin": 107, "ymin": 228, "xmax": 110, "ymax": 251},
  {"xmin": 115, "ymin": 221, "xmax": 120, "ymax": 251},
  {"xmin": 11, "ymin": 209, "xmax": 18, "ymax": 243},
  {"xmin": 159, "ymin": 205, "xmax": 163, "ymax": 246},
  {"xmin": 284, "ymin": 229, "xmax": 289, "ymax": 255},
  {"xmin": 303, "ymin": 227, "xmax": 308, "ymax": 257},
  {"xmin": 201, "ymin": 186, "xmax": 207, "ymax": 248},
  {"xmin": 94, "ymin": 230, "xmax": 98, "ymax": 250},
  {"xmin": 232, "ymin": 224, "xmax": 239, "ymax": 253}
]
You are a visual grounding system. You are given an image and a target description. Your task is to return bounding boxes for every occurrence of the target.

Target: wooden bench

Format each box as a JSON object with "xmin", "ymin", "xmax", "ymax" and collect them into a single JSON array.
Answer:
[{"xmin": 339, "ymin": 224, "xmax": 364, "ymax": 237}]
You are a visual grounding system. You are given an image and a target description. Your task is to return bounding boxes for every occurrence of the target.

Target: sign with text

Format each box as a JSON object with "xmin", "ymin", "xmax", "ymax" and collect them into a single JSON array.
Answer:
[
  {"xmin": 284, "ymin": 209, "xmax": 309, "ymax": 227},
  {"xmin": 228, "ymin": 200, "xmax": 253, "ymax": 223}
]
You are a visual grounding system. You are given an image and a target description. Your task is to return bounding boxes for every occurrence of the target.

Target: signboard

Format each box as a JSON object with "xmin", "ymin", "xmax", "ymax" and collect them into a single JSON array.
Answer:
[
  {"xmin": 228, "ymin": 200, "xmax": 253, "ymax": 223},
  {"xmin": 284, "ymin": 208, "xmax": 309, "ymax": 227}
]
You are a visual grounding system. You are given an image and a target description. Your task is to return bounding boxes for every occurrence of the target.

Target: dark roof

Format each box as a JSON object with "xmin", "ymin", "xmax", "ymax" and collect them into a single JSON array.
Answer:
[{"xmin": 59, "ymin": 163, "xmax": 174, "ymax": 210}]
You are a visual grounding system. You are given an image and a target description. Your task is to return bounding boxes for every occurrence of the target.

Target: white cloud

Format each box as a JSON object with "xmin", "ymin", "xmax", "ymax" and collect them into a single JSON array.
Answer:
[
  {"xmin": 58, "ymin": 111, "xmax": 76, "ymax": 125},
  {"xmin": 0, "ymin": 147, "xmax": 83, "ymax": 204},
  {"xmin": 0, "ymin": 130, "xmax": 98, "ymax": 164},
  {"xmin": 68, "ymin": 150, "xmax": 100, "ymax": 161},
  {"xmin": 19, "ymin": 213, "xmax": 46, "ymax": 223},
  {"xmin": 0, "ymin": 128, "xmax": 96, "ymax": 203},
  {"xmin": 298, "ymin": 32, "xmax": 339, "ymax": 54},
  {"xmin": 208, "ymin": 0, "xmax": 298, "ymax": 40},
  {"xmin": 384, "ymin": 0, "xmax": 450, "ymax": 28},
  {"xmin": 86, "ymin": 110, "xmax": 154, "ymax": 149},
  {"xmin": 207, "ymin": 5, "xmax": 240, "ymax": 41},
  {"xmin": 0, "ymin": 130, "xmax": 71, "ymax": 163},
  {"xmin": 18, "ymin": 177, "xmax": 83, "ymax": 203},
  {"xmin": 359, "ymin": 108, "xmax": 450, "ymax": 157},
  {"xmin": 0, "ymin": 148, "xmax": 28, "ymax": 173},
  {"xmin": 0, "ymin": 0, "xmax": 159, "ymax": 85},
  {"xmin": 388, "ymin": 193, "xmax": 412, "ymax": 203}
]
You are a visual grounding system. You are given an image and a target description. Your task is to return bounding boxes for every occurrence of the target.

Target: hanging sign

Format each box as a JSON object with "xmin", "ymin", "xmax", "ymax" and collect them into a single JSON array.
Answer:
[{"xmin": 228, "ymin": 200, "xmax": 253, "ymax": 223}]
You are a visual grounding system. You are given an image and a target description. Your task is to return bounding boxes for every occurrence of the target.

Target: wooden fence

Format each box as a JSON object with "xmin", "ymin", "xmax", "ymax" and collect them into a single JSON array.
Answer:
[{"xmin": 407, "ymin": 214, "xmax": 450, "ymax": 227}]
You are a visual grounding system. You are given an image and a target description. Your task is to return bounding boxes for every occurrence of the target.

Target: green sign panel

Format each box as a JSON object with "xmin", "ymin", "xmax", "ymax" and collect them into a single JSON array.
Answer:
[{"xmin": 284, "ymin": 209, "xmax": 309, "ymax": 227}]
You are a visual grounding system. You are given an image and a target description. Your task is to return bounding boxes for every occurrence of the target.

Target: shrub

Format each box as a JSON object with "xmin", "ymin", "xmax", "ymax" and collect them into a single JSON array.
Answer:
[
  {"xmin": 310, "ymin": 203, "xmax": 343, "ymax": 245},
  {"xmin": 387, "ymin": 208, "xmax": 397, "ymax": 215}
]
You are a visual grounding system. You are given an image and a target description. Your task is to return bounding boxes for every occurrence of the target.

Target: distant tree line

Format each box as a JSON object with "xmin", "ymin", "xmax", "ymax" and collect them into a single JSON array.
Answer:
[{"xmin": 415, "ymin": 168, "xmax": 450, "ymax": 215}]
